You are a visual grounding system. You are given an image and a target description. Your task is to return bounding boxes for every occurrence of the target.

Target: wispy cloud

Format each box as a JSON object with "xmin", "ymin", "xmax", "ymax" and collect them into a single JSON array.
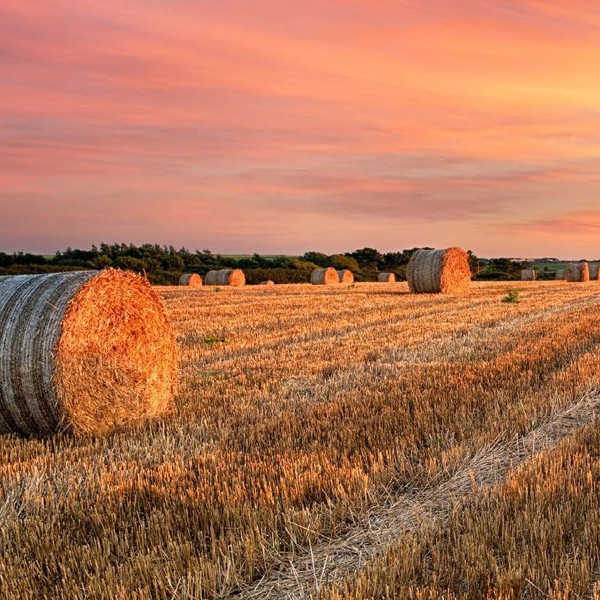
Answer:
[{"xmin": 1, "ymin": 1, "xmax": 600, "ymax": 254}]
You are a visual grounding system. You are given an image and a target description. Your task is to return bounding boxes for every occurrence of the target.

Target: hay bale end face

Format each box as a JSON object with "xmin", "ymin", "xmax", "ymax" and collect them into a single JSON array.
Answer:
[
  {"xmin": 407, "ymin": 247, "xmax": 471, "ymax": 294},
  {"xmin": 555, "ymin": 269, "xmax": 566, "ymax": 280},
  {"xmin": 204, "ymin": 269, "xmax": 246, "ymax": 287},
  {"xmin": 0, "ymin": 270, "xmax": 178, "ymax": 436},
  {"xmin": 337, "ymin": 269, "xmax": 354, "ymax": 284},
  {"xmin": 179, "ymin": 273, "xmax": 203, "ymax": 287},
  {"xmin": 378, "ymin": 272, "xmax": 396, "ymax": 283},
  {"xmin": 310, "ymin": 268, "xmax": 339, "ymax": 285},
  {"xmin": 566, "ymin": 262, "xmax": 590, "ymax": 282},
  {"xmin": 521, "ymin": 269, "xmax": 537, "ymax": 281}
]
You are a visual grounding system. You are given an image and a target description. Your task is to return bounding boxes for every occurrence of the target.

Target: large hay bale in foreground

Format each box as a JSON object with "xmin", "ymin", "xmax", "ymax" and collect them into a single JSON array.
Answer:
[
  {"xmin": 378, "ymin": 272, "xmax": 396, "ymax": 283},
  {"xmin": 590, "ymin": 264, "xmax": 599, "ymax": 281},
  {"xmin": 566, "ymin": 262, "xmax": 590, "ymax": 282},
  {"xmin": 407, "ymin": 247, "xmax": 471, "ymax": 294},
  {"xmin": 204, "ymin": 269, "xmax": 245, "ymax": 287},
  {"xmin": 337, "ymin": 269, "xmax": 354, "ymax": 284},
  {"xmin": 555, "ymin": 269, "xmax": 566, "ymax": 280},
  {"xmin": 310, "ymin": 268, "xmax": 339, "ymax": 285},
  {"xmin": 521, "ymin": 269, "xmax": 536, "ymax": 281},
  {"xmin": 178, "ymin": 273, "xmax": 203, "ymax": 287},
  {"xmin": 0, "ymin": 270, "xmax": 177, "ymax": 436}
]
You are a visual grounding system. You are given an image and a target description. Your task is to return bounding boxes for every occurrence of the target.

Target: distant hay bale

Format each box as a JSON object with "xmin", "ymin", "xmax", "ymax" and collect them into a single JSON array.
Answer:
[
  {"xmin": 0, "ymin": 270, "xmax": 178, "ymax": 436},
  {"xmin": 521, "ymin": 269, "xmax": 536, "ymax": 281},
  {"xmin": 337, "ymin": 269, "xmax": 354, "ymax": 284},
  {"xmin": 259, "ymin": 280, "xmax": 275, "ymax": 286},
  {"xmin": 407, "ymin": 247, "xmax": 471, "ymax": 294},
  {"xmin": 378, "ymin": 273, "xmax": 396, "ymax": 283},
  {"xmin": 566, "ymin": 262, "xmax": 590, "ymax": 282},
  {"xmin": 555, "ymin": 269, "xmax": 566, "ymax": 280},
  {"xmin": 204, "ymin": 269, "xmax": 246, "ymax": 287},
  {"xmin": 178, "ymin": 273, "xmax": 203, "ymax": 287},
  {"xmin": 310, "ymin": 268, "xmax": 339, "ymax": 285},
  {"xmin": 590, "ymin": 264, "xmax": 599, "ymax": 281}
]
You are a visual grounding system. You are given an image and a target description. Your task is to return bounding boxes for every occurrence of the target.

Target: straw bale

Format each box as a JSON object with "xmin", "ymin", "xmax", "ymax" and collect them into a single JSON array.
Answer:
[
  {"xmin": 407, "ymin": 247, "xmax": 471, "ymax": 294},
  {"xmin": 0, "ymin": 270, "xmax": 177, "ymax": 436},
  {"xmin": 178, "ymin": 273, "xmax": 203, "ymax": 287},
  {"xmin": 310, "ymin": 268, "xmax": 339, "ymax": 285},
  {"xmin": 204, "ymin": 269, "xmax": 246, "ymax": 286},
  {"xmin": 337, "ymin": 269, "xmax": 354, "ymax": 284}
]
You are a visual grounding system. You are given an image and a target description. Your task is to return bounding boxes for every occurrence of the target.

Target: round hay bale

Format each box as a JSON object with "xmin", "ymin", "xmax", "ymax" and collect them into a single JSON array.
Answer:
[
  {"xmin": 337, "ymin": 269, "xmax": 354, "ymax": 284},
  {"xmin": 204, "ymin": 269, "xmax": 245, "ymax": 287},
  {"xmin": 566, "ymin": 262, "xmax": 590, "ymax": 282},
  {"xmin": 589, "ymin": 264, "xmax": 599, "ymax": 281},
  {"xmin": 310, "ymin": 268, "xmax": 339, "ymax": 285},
  {"xmin": 521, "ymin": 269, "xmax": 536, "ymax": 281},
  {"xmin": 259, "ymin": 280, "xmax": 275, "ymax": 286},
  {"xmin": 178, "ymin": 273, "xmax": 203, "ymax": 287},
  {"xmin": 555, "ymin": 269, "xmax": 566, "ymax": 280},
  {"xmin": 377, "ymin": 272, "xmax": 396, "ymax": 283},
  {"xmin": 0, "ymin": 270, "xmax": 178, "ymax": 436},
  {"xmin": 406, "ymin": 247, "xmax": 471, "ymax": 294}
]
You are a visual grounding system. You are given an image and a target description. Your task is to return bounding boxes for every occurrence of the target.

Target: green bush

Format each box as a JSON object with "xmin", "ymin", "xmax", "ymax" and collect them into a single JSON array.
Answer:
[
  {"xmin": 502, "ymin": 290, "xmax": 521, "ymax": 304},
  {"xmin": 243, "ymin": 268, "xmax": 312, "ymax": 285}
]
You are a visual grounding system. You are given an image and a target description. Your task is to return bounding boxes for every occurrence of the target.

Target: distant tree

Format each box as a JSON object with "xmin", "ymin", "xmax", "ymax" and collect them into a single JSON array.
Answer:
[
  {"xmin": 479, "ymin": 257, "xmax": 525, "ymax": 280},
  {"xmin": 330, "ymin": 254, "xmax": 360, "ymax": 271},
  {"xmin": 301, "ymin": 252, "xmax": 330, "ymax": 267},
  {"xmin": 348, "ymin": 248, "xmax": 383, "ymax": 271},
  {"xmin": 92, "ymin": 255, "xmax": 113, "ymax": 269},
  {"xmin": 290, "ymin": 258, "xmax": 320, "ymax": 270},
  {"xmin": 467, "ymin": 250, "xmax": 479, "ymax": 276},
  {"xmin": 161, "ymin": 253, "xmax": 184, "ymax": 271},
  {"xmin": 115, "ymin": 256, "xmax": 148, "ymax": 273}
]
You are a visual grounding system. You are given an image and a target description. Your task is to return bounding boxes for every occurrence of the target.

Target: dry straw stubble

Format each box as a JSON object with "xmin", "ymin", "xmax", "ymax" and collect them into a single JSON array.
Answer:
[
  {"xmin": 0, "ymin": 269, "xmax": 178, "ymax": 436},
  {"xmin": 311, "ymin": 267, "xmax": 340, "ymax": 285},
  {"xmin": 178, "ymin": 273, "xmax": 203, "ymax": 287},
  {"xmin": 205, "ymin": 269, "xmax": 246, "ymax": 287},
  {"xmin": 407, "ymin": 247, "xmax": 471, "ymax": 294}
]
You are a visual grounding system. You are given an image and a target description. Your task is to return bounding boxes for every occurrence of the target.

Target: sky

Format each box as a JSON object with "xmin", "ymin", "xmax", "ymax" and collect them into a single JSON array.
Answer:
[{"xmin": 1, "ymin": 0, "xmax": 600, "ymax": 258}]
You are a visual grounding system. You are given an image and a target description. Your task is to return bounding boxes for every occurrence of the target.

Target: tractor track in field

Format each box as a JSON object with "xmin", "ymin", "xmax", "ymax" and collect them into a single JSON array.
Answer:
[{"xmin": 233, "ymin": 387, "xmax": 600, "ymax": 600}]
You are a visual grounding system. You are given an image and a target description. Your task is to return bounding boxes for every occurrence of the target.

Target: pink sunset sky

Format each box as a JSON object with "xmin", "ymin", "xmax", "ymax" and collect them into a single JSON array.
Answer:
[{"xmin": 1, "ymin": 0, "xmax": 600, "ymax": 257}]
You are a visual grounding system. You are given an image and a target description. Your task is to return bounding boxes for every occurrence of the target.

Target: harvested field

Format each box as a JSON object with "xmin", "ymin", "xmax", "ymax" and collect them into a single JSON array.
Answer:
[
  {"xmin": 322, "ymin": 411, "xmax": 600, "ymax": 600},
  {"xmin": 2, "ymin": 281, "xmax": 600, "ymax": 598}
]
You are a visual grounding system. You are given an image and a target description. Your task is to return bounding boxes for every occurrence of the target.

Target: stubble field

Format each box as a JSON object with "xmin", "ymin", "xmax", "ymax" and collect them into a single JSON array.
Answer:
[{"xmin": 1, "ymin": 281, "xmax": 600, "ymax": 599}]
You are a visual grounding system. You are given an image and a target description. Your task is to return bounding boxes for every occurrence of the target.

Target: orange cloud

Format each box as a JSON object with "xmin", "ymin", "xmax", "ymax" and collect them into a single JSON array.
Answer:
[{"xmin": 1, "ymin": 1, "xmax": 600, "ymax": 255}]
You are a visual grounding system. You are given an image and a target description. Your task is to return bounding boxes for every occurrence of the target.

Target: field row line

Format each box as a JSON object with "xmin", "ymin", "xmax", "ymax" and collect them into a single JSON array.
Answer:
[{"xmin": 233, "ymin": 386, "xmax": 600, "ymax": 600}]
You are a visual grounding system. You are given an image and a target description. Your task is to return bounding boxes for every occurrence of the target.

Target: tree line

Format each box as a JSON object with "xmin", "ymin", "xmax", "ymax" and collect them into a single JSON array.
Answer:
[{"xmin": 0, "ymin": 243, "xmax": 535, "ymax": 284}]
